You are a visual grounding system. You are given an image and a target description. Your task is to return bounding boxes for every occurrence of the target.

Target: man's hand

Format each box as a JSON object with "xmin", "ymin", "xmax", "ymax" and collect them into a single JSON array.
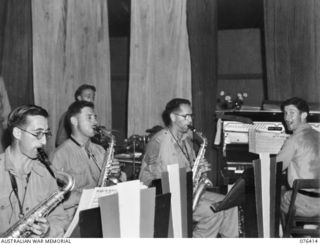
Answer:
[
  {"xmin": 110, "ymin": 158, "xmax": 121, "ymax": 177},
  {"xmin": 199, "ymin": 158, "xmax": 211, "ymax": 172},
  {"xmin": 28, "ymin": 217, "xmax": 50, "ymax": 238}
]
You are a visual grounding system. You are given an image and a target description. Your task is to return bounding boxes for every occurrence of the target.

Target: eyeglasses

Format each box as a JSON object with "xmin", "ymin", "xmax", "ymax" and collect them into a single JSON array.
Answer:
[
  {"xmin": 18, "ymin": 127, "xmax": 52, "ymax": 140},
  {"xmin": 173, "ymin": 113, "xmax": 194, "ymax": 120}
]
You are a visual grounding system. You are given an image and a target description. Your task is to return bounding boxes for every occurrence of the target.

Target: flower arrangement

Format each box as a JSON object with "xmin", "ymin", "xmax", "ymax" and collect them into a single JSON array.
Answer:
[{"xmin": 216, "ymin": 91, "xmax": 248, "ymax": 110}]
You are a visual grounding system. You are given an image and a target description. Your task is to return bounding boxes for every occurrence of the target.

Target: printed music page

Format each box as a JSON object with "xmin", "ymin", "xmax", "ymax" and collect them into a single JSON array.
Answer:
[
  {"xmin": 64, "ymin": 186, "xmax": 118, "ymax": 237},
  {"xmin": 64, "ymin": 189, "xmax": 94, "ymax": 237},
  {"xmin": 64, "ymin": 181, "xmax": 148, "ymax": 237},
  {"xmin": 249, "ymin": 128, "xmax": 288, "ymax": 154}
]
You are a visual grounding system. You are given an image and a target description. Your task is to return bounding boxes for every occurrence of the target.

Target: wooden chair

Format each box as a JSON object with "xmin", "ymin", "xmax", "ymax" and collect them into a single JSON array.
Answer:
[{"xmin": 282, "ymin": 179, "xmax": 320, "ymax": 237}]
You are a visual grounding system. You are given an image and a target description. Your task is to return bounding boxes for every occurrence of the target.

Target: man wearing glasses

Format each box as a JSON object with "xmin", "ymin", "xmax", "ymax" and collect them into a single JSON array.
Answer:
[
  {"xmin": 0, "ymin": 105, "xmax": 68, "ymax": 237},
  {"xmin": 139, "ymin": 98, "xmax": 239, "ymax": 237}
]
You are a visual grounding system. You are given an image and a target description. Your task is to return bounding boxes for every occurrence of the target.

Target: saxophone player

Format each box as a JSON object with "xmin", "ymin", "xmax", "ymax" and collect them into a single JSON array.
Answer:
[
  {"xmin": 139, "ymin": 98, "xmax": 239, "ymax": 238},
  {"xmin": 51, "ymin": 101, "xmax": 124, "ymax": 224},
  {"xmin": 0, "ymin": 105, "xmax": 68, "ymax": 237}
]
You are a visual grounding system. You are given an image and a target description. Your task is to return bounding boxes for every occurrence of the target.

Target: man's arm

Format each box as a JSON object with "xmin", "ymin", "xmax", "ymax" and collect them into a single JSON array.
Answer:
[
  {"xmin": 276, "ymin": 137, "xmax": 296, "ymax": 170},
  {"xmin": 50, "ymin": 150, "xmax": 81, "ymax": 211},
  {"xmin": 45, "ymin": 174, "xmax": 70, "ymax": 237},
  {"xmin": 139, "ymin": 139, "xmax": 162, "ymax": 186}
]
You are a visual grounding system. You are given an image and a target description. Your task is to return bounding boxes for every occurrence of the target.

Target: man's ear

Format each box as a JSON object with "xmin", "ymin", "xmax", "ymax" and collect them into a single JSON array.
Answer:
[
  {"xmin": 12, "ymin": 127, "xmax": 21, "ymax": 140},
  {"xmin": 70, "ymin": 116, "xmax": 78, "ymax": 128},
  {"xmin": 170, "ymin": 113, "xmax": 176, "ymax": 124},
  {"xmin": 76, "ymin": 95, "xmax": 82, "ymax": 101},
  {"xmin": 301, "ymin": 111, "xmax": 308, "ymax": 121}
]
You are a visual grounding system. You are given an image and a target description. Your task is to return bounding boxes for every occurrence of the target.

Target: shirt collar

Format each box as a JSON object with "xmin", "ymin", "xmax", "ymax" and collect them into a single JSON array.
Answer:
[
  {"xmin": 4, "ymin": 146, "xmax": 46, "ymax": 178},
  {"xmin": 293, "ymin": 123, "xmax": 311, "ymax": 134},
  {"xmin": 166, "ymin": 128, "xmax": 192, "ymax": 142},
  {"xmin": 70, "ymin": 135, "xmax": 90, "ymax": 148}
]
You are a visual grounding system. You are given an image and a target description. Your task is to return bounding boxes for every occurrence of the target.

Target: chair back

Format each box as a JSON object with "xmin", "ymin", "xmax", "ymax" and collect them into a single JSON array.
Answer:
[{"xmin": 283, "ymin": 178, "xmax": 320, "ymax": 237}]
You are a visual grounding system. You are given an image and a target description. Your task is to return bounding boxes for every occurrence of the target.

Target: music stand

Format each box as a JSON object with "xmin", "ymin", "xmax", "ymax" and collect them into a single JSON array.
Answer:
[{"xmin": 78, "ymin": 207, "xmax": 103, "ymax": 238}]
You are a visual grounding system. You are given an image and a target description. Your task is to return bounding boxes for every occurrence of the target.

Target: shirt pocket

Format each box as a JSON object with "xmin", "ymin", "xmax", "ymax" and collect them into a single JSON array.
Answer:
[
  {"xmin": 0, "ymin": 196, "xmax": 11, "ymax": 211},
  {"xmin": 0, "ymin": 196, "xmax": 16, "ymax": 233}
]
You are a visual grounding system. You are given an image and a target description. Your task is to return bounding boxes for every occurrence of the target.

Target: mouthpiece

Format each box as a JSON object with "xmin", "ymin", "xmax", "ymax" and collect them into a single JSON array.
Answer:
[{"xmin": 188, "ymin": 125, "xmax": 195, "ymax": 131}]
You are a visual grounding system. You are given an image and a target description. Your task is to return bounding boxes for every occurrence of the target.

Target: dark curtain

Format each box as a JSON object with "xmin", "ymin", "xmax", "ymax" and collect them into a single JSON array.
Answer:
[
  {"xmin": 264, "ymin": 0, "xmax": 320, "ymax": 104},
  {"xmin": 1, "ymin": 0, "xmax": 34, "ymax": 109},
  {"xmin": 0, "ymin": 0, "xmax": 9, "ymax": 73},
  {"xmin": 187, "ymin": 0, "xmax": 218, "ymax": 183}
]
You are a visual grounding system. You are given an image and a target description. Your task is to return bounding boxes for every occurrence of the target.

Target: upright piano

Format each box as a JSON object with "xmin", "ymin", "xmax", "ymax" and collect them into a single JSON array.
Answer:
[
  {"xmin": 215, "ymin": 109, "xmax": 320, "ymax": 186},
  {"xmin": 213, "ymin": 109, "xmax": 320, "ymax": 237}
]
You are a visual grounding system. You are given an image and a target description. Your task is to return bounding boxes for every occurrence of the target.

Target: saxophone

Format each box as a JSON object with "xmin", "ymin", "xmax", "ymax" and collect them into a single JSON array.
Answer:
[
  {"xmin": 96, "ymin": 126, "xmax": 121, "ymax": 187},
  {"xmin": 189, "ymin": 125, "xmax": 213, "ymax": 211},
  {"xmin": 1, "ymin": 149, "xmax": 75, "ymax": 238}
]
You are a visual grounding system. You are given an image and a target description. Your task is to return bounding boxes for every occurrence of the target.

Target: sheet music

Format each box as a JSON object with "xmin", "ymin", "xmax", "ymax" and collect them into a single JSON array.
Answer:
[
  {"xmin": 214, "ymin": 118, "xmax": 222, "ymax": 145},
  {"xmin": 64, "ymin": 181, "xmax": 147, "ymax": 237},
  {"xmin": 64, "ymin": 189, "xmax": 93, "ymax": 237},
  {"xmin": 64, "ymin": 186, "xmax": 118, "ymax": 237},
  {"xmin": 249, "ymin": 129, "xmax": 288, "ymax": 154}
]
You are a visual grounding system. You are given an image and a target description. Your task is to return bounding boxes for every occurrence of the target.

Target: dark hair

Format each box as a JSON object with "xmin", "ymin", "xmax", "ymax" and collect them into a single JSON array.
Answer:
[
  {"xmin": 74, "ymin": 84, "xmax": 96, "ymax": 101},
  {"xmin": 7, "ymin": 105, "xmax": 49, "ymax": 137},
  {"xmin": 162, "ymin": 98, "xmax": 191, "ymax": 127},
  {"xmin": 280, "ymin": 97, "xmax": 309, "ymax": 115},
  {"xmin": 65, "ymin": 101, "xmax": 94, "ymax": 133}
]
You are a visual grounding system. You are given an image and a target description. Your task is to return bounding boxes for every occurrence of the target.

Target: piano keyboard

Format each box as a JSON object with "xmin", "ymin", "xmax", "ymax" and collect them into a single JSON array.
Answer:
[
  {"xmin": 223, "ymin": 121, "xmax": 320, "ymax": 133},
  {"xmin": 223, "ymin": 121, "xmax": 285, "ymax": 133}
]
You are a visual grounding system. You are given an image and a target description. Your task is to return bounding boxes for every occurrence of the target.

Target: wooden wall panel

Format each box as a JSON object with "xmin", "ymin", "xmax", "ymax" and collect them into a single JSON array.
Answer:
[
  {"xmin": 264, "ymin": 0, "xmax": 320, "ymax": 103},
  {"xmin": 128, "ymin": 0, "xmax": 192, "ymax": 136},
  {"xmin": 32, "ymin": 0, "xmax": 111, "ymax": 151}
]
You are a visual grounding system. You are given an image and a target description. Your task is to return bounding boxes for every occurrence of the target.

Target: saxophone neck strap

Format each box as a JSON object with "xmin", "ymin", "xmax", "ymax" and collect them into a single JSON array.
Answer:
[
  {"xmin": 168, "ymin": 129, "xmax": 192, "ymax": 167},
  {"xmin": 8, "ymin": 171, "xmax": 31, "ymax": 217},
  {"xmin": 70, "ymin": 136, "xmax": 82, "ymax": 147}
]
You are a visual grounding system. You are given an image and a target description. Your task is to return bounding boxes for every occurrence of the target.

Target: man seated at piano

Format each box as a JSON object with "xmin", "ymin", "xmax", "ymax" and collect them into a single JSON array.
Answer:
[{"xmin": 276, "ymin": 97, "xmax": 320, "ymax": 218}]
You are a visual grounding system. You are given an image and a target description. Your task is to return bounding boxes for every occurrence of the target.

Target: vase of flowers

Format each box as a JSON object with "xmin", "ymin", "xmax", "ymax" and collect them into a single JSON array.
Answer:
[{"xmin": 217, "ymin": 91, "xmax": 248, "ymax": 110}]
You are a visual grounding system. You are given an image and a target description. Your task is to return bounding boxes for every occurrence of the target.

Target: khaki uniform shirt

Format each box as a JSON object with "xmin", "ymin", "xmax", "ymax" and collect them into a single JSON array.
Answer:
[
  {"xmin": 0, "ymin": 147, "xmax": 68, "ymax": 237},
  {"xmin": 139, "ymin": 128, "xmax": 194, "ymax": 186},
  {"xmin": 51, "ymin": 138, "xmax": 105, "ymax": 219}
]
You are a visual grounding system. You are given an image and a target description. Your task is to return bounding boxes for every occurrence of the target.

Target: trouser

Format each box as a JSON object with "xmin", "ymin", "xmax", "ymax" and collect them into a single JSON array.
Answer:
[
  {"xmin": 193, "ymin": 191, "xmax": 239, "ymax": 238},
  {"xmin": 281, "ymin": 190, "xmax": 320, "ymax": 217}
]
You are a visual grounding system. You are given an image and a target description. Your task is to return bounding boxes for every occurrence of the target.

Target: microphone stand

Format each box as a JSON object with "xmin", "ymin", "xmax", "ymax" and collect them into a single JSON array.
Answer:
[{"xmin": 132, "ymin": 136, "xmax": 136, "ymax": 179}]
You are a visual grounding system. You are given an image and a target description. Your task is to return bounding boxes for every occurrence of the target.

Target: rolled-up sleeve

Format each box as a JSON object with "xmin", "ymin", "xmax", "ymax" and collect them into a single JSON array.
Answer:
[{"xmin": 139, "ymin": 139, "xmax": 162, "ymax": 186}]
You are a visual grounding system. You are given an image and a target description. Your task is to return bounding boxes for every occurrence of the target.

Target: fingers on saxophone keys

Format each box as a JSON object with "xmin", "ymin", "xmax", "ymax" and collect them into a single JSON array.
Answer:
[{"xmin": 29, "ymin": 217, "xmax": 49, "ymax": 237}]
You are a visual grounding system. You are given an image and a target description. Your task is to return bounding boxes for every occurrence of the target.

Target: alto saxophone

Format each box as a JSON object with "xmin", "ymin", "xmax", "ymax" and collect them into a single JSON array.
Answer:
[
  {"xmin": 189, "ymin": 126, "xmax": 213, "ymax": 211},
  {"xmin": 96, "ymin": 126, "xmax": 121, "ymax": 187},
  {"xmin": 1, "ymin": 148, "xmax": 75, "ymax": 238}
]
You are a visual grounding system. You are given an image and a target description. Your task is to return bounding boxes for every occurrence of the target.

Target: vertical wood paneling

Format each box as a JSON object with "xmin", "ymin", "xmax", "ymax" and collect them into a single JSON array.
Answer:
[
  {"xmin": 187, "ymin": 0, "xmax": 218, "ymax": 183},
  {"xmin": 128, "ymin": 0, "xmax": 192, "ymax": 136},
  {"xmin": 264, "ymin": 0, "xmax": 320, "ymax": 103},
  {"xmin": 1, "ymin": 0, "xmax": 33, "ymax": 108},
  {"xmin": 32, "ymin": 0, "xmax": 111, "ymax": 151}
]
